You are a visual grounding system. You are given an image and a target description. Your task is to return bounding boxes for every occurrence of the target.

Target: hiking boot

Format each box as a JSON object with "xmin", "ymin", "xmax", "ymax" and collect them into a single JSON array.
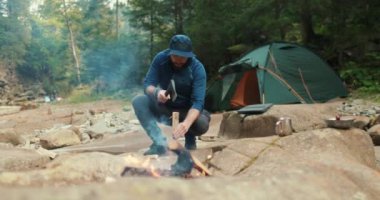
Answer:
[
  {"xmin": 185, "ymin": 134, "xmax": 197, "ymax": 150},
  {"xmin": 143, "ymin": 144, "xmax": 167, "ymax": 156}
]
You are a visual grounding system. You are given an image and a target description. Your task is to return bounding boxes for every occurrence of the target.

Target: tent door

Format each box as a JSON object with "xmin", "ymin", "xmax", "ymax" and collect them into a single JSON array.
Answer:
[{"xmin": 230, "ymin": 69, "xmax": 261, "ymax": 108}]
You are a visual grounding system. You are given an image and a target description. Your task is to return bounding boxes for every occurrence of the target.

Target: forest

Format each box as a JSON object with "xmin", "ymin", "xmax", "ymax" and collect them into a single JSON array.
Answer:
[{"xmin": 0, "ymin": 0, "xmax": 379, "ymax": 99}]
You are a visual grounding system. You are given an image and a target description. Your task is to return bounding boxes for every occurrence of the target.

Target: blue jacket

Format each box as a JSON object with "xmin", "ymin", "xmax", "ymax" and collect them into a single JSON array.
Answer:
[{"xmin": 144, "ymin": 49, "xmax": 207, "ymax": 111}]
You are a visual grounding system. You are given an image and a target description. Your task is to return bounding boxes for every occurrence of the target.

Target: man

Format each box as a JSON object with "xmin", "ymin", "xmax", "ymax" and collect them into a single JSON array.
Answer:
[{"xmin": 132, "ymin": 34, "xmax": 210, "ymax": 156}]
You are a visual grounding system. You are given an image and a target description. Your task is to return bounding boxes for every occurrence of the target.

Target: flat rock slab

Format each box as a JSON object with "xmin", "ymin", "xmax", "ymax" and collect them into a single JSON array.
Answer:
[
  {"xmin": 0, "ymin": 152, "xmax": 126, "ymax": 186},
  {"xmin": 1, "ymin": 128, "xmax": 380, "ymax": 199},
  {"xmin": 53, "ymin": 130, "xmax": 151, "ymax": 154},
  {"xmin": 0, "ymin": 147, "xmax": 50, "ymax": 171}
]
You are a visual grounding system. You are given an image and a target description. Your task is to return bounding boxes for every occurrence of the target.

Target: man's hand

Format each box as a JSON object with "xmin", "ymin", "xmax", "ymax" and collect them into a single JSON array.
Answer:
[
  {"xmin": 172, "ymin": 108, "xmax": 200, "ymax": 139},
  {"xmin": 173, "ymin": 122, "xmax": 191, "ymax": 139},
  {"xmin": 157, "ymin": 89, "xmax": 170, "ymax": 103}
]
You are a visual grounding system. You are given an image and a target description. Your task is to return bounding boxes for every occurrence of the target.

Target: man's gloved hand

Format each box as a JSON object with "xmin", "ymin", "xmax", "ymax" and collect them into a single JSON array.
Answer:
[{"xmin": 157, "ymin": 89, "xmax": 171, "ymax": 103}]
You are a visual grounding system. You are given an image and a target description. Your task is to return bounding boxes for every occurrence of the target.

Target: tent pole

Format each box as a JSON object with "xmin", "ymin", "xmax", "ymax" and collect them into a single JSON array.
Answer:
[
  {"xmin": 258, "ymin": 66, "xmax": 306, "ymax": 104},
  {"xmin": 262, "ymin": 93, "xmax": 265, "ymax": 103},
  {"xmin": 298, "ymin": 67, "xmax": 316, "ymax": 103}
]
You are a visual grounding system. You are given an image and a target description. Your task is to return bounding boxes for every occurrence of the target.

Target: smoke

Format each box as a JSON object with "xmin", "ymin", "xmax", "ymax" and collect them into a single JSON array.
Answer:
[{"xmin": 82, "ymin": 36, "xmax": 145, "ymax": 94}]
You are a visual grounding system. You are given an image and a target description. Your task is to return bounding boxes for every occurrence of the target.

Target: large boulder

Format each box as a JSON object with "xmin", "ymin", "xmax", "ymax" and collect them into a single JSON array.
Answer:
[
  {"xmin": 0, "ymin": 147, "xmax": 50, "ymax": 171},
  {"xmin": 39, "ymin": 129, "xmax": 81, "ymax": 149},
  {"xmin": 210, "ymin": 128, "xmax": 380, "ymax": 199},
  {"xmin": 0, "ymin": 129, "xmax": 25, "ymax": 146},
  {"xmin": 352, "ymin": 115, "xmax": 371, "ymax": 129},
  {"xmin": 373, "ymin": 115, "xmax": 380, "ymax": 125},
  {"xmin": 219, "ymin": 103, "xmax": 340, "ymax": 139}
]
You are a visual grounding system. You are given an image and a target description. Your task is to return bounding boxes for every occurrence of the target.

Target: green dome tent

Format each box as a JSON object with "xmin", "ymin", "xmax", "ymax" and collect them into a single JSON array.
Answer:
[{"xmin": 205, "ymin": 42, "xmax": 347, "ymax": 112}]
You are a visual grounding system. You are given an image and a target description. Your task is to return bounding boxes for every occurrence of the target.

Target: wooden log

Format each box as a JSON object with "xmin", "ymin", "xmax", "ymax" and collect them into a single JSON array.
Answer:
[{"xmin": 172, "ymin": 111, "xmax": 179, "ymax": 133}]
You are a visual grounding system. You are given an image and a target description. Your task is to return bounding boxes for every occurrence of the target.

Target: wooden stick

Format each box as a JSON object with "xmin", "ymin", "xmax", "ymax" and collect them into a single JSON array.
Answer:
[
  {"xmin": 191, "ymin": 155, "xmax": 212, "ymax": 176},
  {"xmin": 167, "ymin": 140, "xmax": 212, "ymax": 176}
]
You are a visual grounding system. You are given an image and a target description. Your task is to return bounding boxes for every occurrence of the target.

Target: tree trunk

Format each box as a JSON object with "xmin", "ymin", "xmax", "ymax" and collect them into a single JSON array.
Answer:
[
  {"xmin": 174, "ymin": 0, "xmax": 184, "ymax": 34},
  {"xmin": 115, "ymin": 0, "xmax": 119, "ymax": 40},
  {"xmin": 149, "ymin": 0, "xmax": 154, "ymax": 61},
  {"xmin": 299, "ymin": 0, "xmax": 316, "ymax": 44},
  {"xmin": 274, "ymin": 0, "xmax": 285, "ymax": 40},
  {"xmin": 61, "ymin": 0, "xmax": 81, "ymax": 86}
]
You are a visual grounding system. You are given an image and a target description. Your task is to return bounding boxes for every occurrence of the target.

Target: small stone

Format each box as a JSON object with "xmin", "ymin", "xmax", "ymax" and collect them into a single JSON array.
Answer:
[
  {"xmin": 123, "ymin": 106, "xmax": 131, "ymax": 112},
  {"xmin": 86, "ymin": 130, "xmax": 104, "ymax": 140},
  {"xmin": 89, "ymin": 109, "xmax": 96, "ymax": 116},
  {"xmin": 80, "ymin": 132, "xmax": 91, "ymax": 143},
  {"xmin": 74, "ymin": 110, "xmax": 85, "ymax": 115},
  {"xmin": 30, "ymin": 137, "xmax": 40, "ymax": 144},
  {"xmin": 129, "ymin": 119, "xmax": 140, "ymax": 125},
  {"xmin": 352, "ymin": 99, "xmax": 364, "ymax": 105},
  {"xmin": 36, "ymin": 147, "xmax": 57, "ymax": 159},
  {"xmin": 105, "ymin": 176, "xmax": 117, "ymax": 183},
  {"xmin": 367, "ymin": 110, "xmax": 377, "ymax": 116}
]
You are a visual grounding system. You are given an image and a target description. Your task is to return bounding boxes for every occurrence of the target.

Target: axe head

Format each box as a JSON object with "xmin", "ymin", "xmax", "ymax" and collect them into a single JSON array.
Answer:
[{"xmin": 165, "ymin": 79, "xmax": 177, "ymax": 101}]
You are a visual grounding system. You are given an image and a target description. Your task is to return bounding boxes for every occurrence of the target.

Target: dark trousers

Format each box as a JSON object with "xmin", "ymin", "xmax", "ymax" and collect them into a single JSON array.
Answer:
[{"xmin": 132, "ymin": 94, "xmax": 210, "ymax": 146}]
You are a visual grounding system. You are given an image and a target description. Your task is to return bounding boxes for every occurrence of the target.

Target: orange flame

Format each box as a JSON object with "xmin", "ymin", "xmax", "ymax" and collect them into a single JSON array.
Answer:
[{"xmin": 150, "ymin": 166, "xmax": 161, "ymax": 178}]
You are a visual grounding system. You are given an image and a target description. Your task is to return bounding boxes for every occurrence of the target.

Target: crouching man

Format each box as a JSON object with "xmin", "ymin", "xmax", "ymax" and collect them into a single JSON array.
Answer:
[{"xmin": 132, "ymin": 34, "xmax": 210, "ymax": 156}]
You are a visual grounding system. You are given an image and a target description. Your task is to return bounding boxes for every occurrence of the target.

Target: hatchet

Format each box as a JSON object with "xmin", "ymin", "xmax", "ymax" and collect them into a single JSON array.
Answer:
[{"xmin": 164, "ymin": 79, "xmax": 177, "ymax": 102}]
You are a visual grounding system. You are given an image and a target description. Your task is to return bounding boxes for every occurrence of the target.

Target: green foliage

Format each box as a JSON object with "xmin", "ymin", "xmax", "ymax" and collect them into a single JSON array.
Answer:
[
  {"xmin": 17, "ymin": 18, "xmax": 72, "ymax": 94},
  {"xmin": 0, "ymin": 0, "xmax": 379, "ymax": 100},
  {"xmin": 62, "ymin": 85, "xmax": 139, "ymax": 104},
  {"xmin": 340, "ymin": 60, "xmax": 380, "ymax": 93},
  {"xmin": 62, "ymin": 85, "xmax": 104, "ymax": 104},
  {"xmin": 187, "ymin": 0, "xmax": 249, "ymax": 77},
  {"xmin": 80, "ymin": 0, "xmax": 116, "ymax": 49},
  {"xmin": 349, "ymin": 90, "xmax": 380, "ymax": 104},
  {"xmin": 0, "ymin": 0, "xmax": 30, "ymax": 67},
  {"xmin": 0, "ymin": 17, "xmax": 27, "ymax": 65}
]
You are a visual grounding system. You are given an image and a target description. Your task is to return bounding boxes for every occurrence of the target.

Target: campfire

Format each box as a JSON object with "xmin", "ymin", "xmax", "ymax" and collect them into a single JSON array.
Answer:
[
  {"xmin": 121, "ymin": 141, "xmax": 212, "ymax": 178},
  {"xmin": 122, "ymin": 112, "xmax": 212, "ymax": 178}
]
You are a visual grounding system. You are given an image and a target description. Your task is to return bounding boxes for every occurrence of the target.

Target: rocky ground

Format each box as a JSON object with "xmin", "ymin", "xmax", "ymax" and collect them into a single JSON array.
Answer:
[{"xmin": 0, "ymin": 99, "xmax": 380, "ymax": 200}]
